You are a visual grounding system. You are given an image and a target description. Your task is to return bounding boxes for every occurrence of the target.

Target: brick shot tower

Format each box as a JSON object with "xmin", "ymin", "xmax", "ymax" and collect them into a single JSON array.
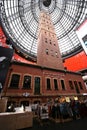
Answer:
[
  {"xmin": 37, "ymin": 12, "xmax": 64, "ymax": 70},
  {"xmin": 1, "ymin": 1, "xmax": 87, "ymax": 106}
]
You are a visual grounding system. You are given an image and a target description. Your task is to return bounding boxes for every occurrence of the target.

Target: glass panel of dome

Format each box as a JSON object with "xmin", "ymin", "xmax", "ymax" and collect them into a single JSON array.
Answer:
[
  {"xmin": 0, "ymin": 0, "xmax": 87, "ymax": 60},
  {"xmin": 76, "ymin": 19, "xmax": 87, "ymax": 55}
]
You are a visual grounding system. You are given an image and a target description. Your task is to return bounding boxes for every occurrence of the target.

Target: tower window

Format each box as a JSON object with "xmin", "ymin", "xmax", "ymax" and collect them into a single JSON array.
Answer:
[
  {"xmin": 51, "ymin": 50, "xmax": 54, "ymax": 56},
  {"xmin": 46, "ymin": 49, "xmax": 49, "ymax": 55},
  {"xmin": 55, "ymin": 52, "xmax": 58, "ymax": 58},
  {"xmin": 49, "ymin": 40, "xmax": 52, "ymax": 44},
  {"xmin": 45, "ymin": 38, "xmax": 47, "ymax": 43},
  {"xmin": 45, "ymin": 31, "xmax": 47, "ymax": 34},
  {"xmin": 54, "ymin": 42, "xmax": 56, "ymax": 46}
]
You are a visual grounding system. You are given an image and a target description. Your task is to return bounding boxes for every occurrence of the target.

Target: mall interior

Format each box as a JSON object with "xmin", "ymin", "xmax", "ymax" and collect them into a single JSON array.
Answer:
[{"xmin": 0, "ymin": 0, "xmax": 87, "ymax": 130}]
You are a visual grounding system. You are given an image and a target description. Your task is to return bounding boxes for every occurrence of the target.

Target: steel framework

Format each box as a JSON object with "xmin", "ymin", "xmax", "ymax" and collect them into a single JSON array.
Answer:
[{"xmin": 0, "ymin": 0, "xmax": 87, "ymax": 60}]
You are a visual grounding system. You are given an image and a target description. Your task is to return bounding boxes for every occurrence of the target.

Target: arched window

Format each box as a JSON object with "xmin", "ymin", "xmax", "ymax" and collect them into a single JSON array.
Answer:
[
  {"xmin": 54, "ymin": 79, "xmax": 58, "ymax": 90},
  {"xmin": 9, "ymin": 74, "xmax": 20, "ymax": 88},
  {"xmin": 23, "ymin": 75, "xmax": 31, "ymax": 89},
  {"xmin": 61, "ymin": 79, "xmax": 65, "ymax": 90},
  {"xmin": 47, "ymin": 78, "xmax": 51, "ymax": 90},
  {"xmin": 34, "ymin": 77, "xmax": 40, "ymax": 95},
  {"xmin": 69, "ymin": 80, "xmax": 74, "ymax": 90}
]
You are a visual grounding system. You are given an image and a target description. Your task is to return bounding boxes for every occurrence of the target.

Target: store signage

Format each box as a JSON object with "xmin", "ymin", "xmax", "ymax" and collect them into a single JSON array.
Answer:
[{"xmin": 43, "ymin": 72, "xmax": 65, "ymax": 78}]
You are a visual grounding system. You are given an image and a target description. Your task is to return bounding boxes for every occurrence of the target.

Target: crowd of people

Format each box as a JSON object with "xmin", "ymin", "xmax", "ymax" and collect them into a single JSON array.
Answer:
[
  {"xmin": 6, "ymin": 97, "xmax": 87, "ymax": 123},
  {"xmin": 31, "ymin": 98, "xmax": 87, "ymax": 122}
]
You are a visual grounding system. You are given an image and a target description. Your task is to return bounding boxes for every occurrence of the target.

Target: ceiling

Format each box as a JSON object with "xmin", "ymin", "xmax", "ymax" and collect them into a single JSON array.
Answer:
[{"xmin": 0, "ymin": 0, "xmax": 87, "ymax": 61}]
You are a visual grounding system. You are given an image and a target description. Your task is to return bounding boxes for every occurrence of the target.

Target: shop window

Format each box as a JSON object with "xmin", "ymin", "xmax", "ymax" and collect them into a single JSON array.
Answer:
[
  {"xmin": 69, "ymin": 80, "xmax": 74, "ymax": 90},
  {"xmin": 78, "ymin": 82, "xmax": 83, "ymax": 90},
  {"xmin": 54, "ymin": 79, "xmax": 58, "ymax": 90},
  {"xmin": 61, "ymin": 80, "xmax": 65, "ymax": 90},
  {"xmin": 9, "ymin": 74, "xmax": 20, "ymax": 88},
  {"xmin": 47, "ymin": 78, "xmax": 51, "ymax": 90},
  {"xmin": 23, "ymin": 75, "xmax": 31, "ymax": 89}
]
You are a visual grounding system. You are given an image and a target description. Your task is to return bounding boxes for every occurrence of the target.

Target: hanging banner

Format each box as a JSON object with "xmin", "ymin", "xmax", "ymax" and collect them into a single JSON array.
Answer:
[{"xmin": 76, "ymin": 19, "xmax": 87, "ymax": 55}]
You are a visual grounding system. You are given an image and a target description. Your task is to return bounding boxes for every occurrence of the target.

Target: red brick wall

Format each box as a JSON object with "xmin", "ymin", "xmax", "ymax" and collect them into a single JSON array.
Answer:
[{"xmin": 4, "ymin": 62, "xmax": 87, "ymax": 97}]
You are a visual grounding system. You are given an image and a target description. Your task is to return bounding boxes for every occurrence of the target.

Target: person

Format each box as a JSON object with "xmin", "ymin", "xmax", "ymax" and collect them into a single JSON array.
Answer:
[{"xmin": 8, "ymin": 103, "xmax": 15, "ymax": 112}]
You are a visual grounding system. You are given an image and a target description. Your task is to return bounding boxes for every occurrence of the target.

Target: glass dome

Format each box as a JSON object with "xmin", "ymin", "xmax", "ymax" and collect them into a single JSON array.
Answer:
[{"xmin": 0, "ymin": 0, "xmax": 87, "ymax": 60}]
